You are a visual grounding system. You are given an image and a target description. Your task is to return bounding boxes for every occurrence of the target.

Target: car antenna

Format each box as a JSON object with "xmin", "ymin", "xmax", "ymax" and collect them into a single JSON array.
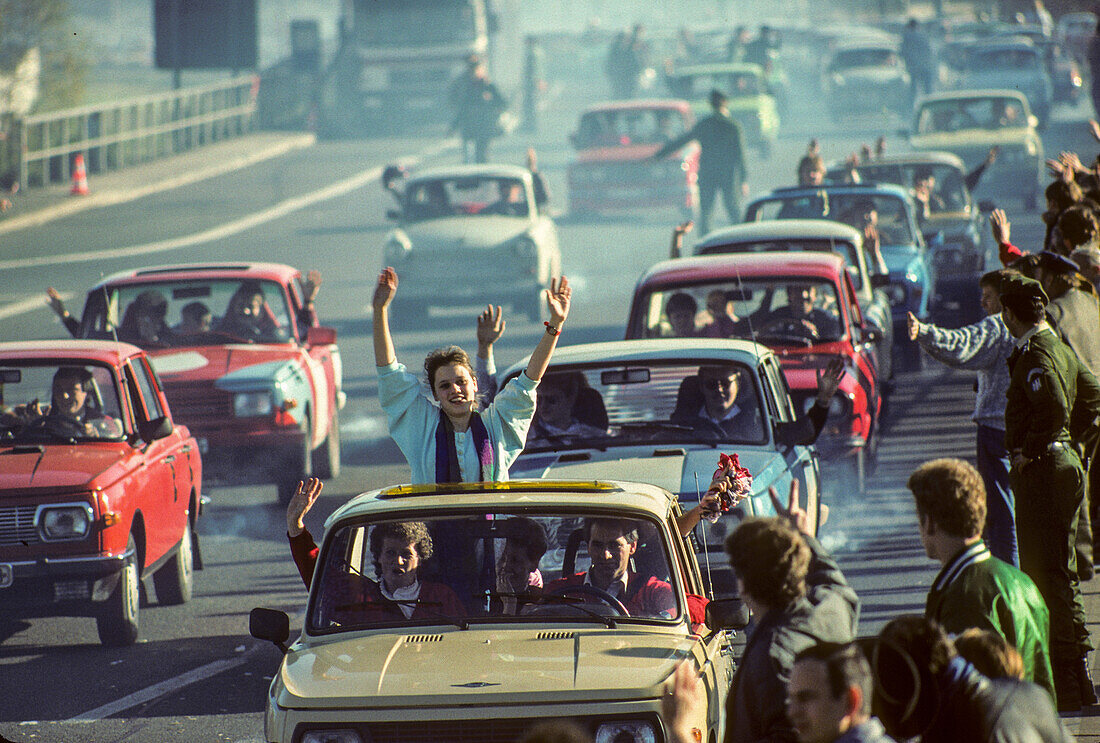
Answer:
[
  {"xmin": 732, "ymin": 265, "xmax": 765, "ymax": 355},
  {"xmin": 694, "ymin": 471, "xmax": 715, "ymax": 597}
]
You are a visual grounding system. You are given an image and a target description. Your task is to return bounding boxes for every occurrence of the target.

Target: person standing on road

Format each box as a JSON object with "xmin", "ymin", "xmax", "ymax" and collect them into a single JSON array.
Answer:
[
  {"xmin": 906, "ymin": 457, "xmax": 1054, "ymax": 700},
  {"xmin": 907, "ymin": 269, "xmax": 1020, "ymax": 566},
  {"xmin": 651, "ymin": 89, "xmax": 748, "ymax": 235},
  {"xmin": 900, "ymin": 19, "xmax": 935, "ymax": 103},
  {"xmin": 450, "ymin": 59, "xmax": 506, "ymax": 164},
  {"xmin": 720, "ymin": 481, "xmax": 860, "ymax": 743},
  {"xmin": 787, "ymin": 642, "xmax": 897, "ymax": 743},
  {"xmin": 1000, "ymin": 274, "xmax": 1095, "ymax": 712}
]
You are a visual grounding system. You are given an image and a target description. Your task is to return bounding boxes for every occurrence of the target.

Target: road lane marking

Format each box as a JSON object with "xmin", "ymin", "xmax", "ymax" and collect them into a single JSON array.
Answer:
[
  {"xmin": 0, "ymin": 139, "xmax": 456, "ymax": 272},
  {"xmin": 0, "ymin": 134, "xmax": 318, "ymax": 236},
  {"xmin": 66, "ymin": 644, "xmax": 262, "ymax": 721},
  {"xmin": 0, "ymin": 291, "xmax": 71, "ymax": 321}
]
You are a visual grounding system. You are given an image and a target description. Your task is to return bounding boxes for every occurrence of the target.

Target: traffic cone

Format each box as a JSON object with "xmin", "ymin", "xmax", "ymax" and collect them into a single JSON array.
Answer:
[{"xmin": 70, "ymin": 154, "xmax": 89, "ymax": 196}]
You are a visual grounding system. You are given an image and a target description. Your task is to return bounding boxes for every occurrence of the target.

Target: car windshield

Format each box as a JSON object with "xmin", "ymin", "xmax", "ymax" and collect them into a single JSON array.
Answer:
[
  {"xmin": 80, "ymin": 279, "xmax": 294, "ymax": 347},
  {"xmin": 308, "ymin": 510, "xmax": 682, "ymax": 632},
  {"xmin": 855, "ymin": 163, "xmax": 970, "ymax": 212},
  {"xmin": 404, "ymin": 176, "xmax": 528, "ymax": 221},
  {"xmin": 746, "ymin": 192, "xmax": 914, "ymax": 245},
  {"xmin": 0, "ymin": 362, "xmax": 126, "ymax": 443},
  {"xmin": 515, "ymin": 358, "xmax": 770, "ymax": 452},
  {"xmin": 575, "ymin": 108, "xmax": 688, "ymax": 148},
  {"xmin": 968, "ymin": 47, "xmax": 1040, "ymax": 70},
  {"xmin": 697, "ymin": 238, "xmax": 865, "ymax": 290},
  {"xmin": 830, "ymin": 48, "xmax": 899, "ymax": 69},
  {"xmin": 668, "ymin": 71, "xmax": 760, "ymax": 98},
  {"xmin": 916, "ymin": 97, "xmax": 1027, "ymax": 133}
]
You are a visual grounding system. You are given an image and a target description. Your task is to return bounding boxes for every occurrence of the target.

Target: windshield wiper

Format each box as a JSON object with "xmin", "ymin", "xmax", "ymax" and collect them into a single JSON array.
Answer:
[
  {"xmin": 524, "ymin": 594, "xmax": 617, "ymax": 628},
  {"xmin": 333, "ymin": 599, "xmax": 469, "ymax": 631}
]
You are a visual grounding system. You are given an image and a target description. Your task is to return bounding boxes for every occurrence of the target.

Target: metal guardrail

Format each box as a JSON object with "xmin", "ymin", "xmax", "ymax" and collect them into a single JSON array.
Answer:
[{"xmin": 14, "ymin": 74, "xmax": 258, "ymax": 189}]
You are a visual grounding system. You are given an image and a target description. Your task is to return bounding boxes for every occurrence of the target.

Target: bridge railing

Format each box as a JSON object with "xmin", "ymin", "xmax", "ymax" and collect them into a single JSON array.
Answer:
[{"xmin": 11, "ymin": 74, "xmax": 258, "ymax": 189}]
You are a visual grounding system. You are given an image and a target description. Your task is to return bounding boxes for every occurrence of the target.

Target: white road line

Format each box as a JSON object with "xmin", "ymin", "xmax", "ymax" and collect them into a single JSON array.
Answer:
[
  {"xmin": 0, "ymin": 291, "xmax": 71, "ymax": 321},
  {"xmin": 0, "ymin": 134, "xmax": 318, "ymax": 236},
  {"xmin": 66, "ymin": 645, "xmax": 261, "ymax": 721}
]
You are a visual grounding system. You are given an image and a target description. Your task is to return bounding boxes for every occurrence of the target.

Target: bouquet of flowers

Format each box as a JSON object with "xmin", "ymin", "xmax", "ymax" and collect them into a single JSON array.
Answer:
[{"xmin": 703, "ymin": 453, "xmax": 754, "ymax": 523}]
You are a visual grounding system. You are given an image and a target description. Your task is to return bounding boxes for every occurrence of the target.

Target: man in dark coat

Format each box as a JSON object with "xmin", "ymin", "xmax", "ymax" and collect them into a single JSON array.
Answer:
[
  {"xmin": 652, "ymin": 89, "xmax": 747, "ymax": 234},
  {"xmin": 722, "ymin": 481, "xmax": 859, "ymax": 742},
  {"xmin": 451, "ymin": 60, "xmax": 506, "ymax": 164}
]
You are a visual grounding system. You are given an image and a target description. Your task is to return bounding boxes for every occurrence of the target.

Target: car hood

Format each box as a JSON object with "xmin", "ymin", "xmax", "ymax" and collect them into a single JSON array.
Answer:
[
  {"xmin": 575, "ymin": 143, "xmax": 661, "ymax": 163},
  {"xmin": 396, "ymin": 217, "xmax": 528, "ymax": 250},
  {"xmin": 0, "ymin": 443, "xmax": 133, "ymax": 490},
  {"xmin": 510, "ymin": 445, "xmax": 786, "ymax": 509},
  {"xmin": 147, "ymin": 346, "xmax": 298, "ymax": 387},
  {"xmin": 278, "ymin": 627, "xmax": 693, "ymax": 708}
]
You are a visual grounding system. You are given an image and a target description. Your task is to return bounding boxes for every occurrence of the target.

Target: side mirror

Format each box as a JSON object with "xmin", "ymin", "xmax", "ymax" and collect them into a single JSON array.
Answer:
[
  {"xmin": 871, "ymin": 273, "xmax": 891, "ymax": 289},
  {"xmin": 977, "ymin": 200, "xmax": 996, "ymax": 212},
  {"xmin": 306, "ymin": 325, "xmax": 337, "ymax": 346},
  {"xmin": 705, "ymin": 597, "xmax": 750, "ymax": 631},
  {"xmin": 138, "ymin": 416, "xmax": 173, "ymax": 443},
  {"xmin": 250, "ymin": 607, "xmax": 291, "ymax": 653},
  {"xmin": 385, "ymin": 209, "xmax": 402, "ymax": 221}
]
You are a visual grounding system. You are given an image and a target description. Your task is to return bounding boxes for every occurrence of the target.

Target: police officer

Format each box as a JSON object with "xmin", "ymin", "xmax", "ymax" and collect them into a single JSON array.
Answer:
[
  {"xmin": 1001, "ymin": 274, "xmax": 1095, "ymax": 711},
  {"xmin": 651, "ymin": 89, "xmax": 748, "ymax": 235}
]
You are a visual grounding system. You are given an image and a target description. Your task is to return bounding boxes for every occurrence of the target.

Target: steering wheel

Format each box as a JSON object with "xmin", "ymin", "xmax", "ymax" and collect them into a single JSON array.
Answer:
[
  {"xmin": 24, "ymin": 415, "xmax": 86, "ymax": 438},
  {"xmin": 759, "ymin": 317, "xmax": 820, "ymax": 342},
  {"xmin": 546, "ymin": 584, "xmax": 630, "ymax": 616}
]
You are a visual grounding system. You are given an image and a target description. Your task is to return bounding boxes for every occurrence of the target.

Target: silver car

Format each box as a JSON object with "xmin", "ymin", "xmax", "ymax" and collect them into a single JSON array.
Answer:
[
  {"xmin": 382, "ymin": 164, "xmax": 562, "ymax": 322},
  {"xmin": 952, "ymin": 39, "xmax": 1053, "ymax": 126}
]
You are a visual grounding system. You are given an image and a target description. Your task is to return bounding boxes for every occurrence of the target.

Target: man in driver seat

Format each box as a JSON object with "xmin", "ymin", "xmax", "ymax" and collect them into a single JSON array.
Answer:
[
  {"xmin": 765, "ymin": 284, "xmax": 840, "ymax": 340},
  {"xmin": 37, "ymin": 367, "xmax": 123, "ymax": 439},
  {"xmin": 548, "ymin": 518, "xmax": 676, "ymax": 619},
  {"xmin": 671, "ymin": 364, "xmax": 765, "ymax": 441}
]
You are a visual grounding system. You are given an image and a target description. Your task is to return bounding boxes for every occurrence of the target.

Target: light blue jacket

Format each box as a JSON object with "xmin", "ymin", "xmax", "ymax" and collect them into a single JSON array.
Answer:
[
  {"xmin": 377, "ymin": 361, "xmax": 538, "ymax": 483},
  {"xmin": 916, "ymin": 314, "xmax": 1014, "ymax": 431}
]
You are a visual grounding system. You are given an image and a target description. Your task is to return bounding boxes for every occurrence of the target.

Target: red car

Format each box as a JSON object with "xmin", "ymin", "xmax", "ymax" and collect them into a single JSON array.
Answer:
[
  {"xmin": 0, "ymin": 341, "xmax": 201, "ymax": 646},
  {"xmin": 567, "ymin": 99, "xmax": 699, "ymax": 217},
  {"xmin": 626, "ymin": 252, "xmax": 882, "ymax": 492},
  {"xmin": 71, "ymin": 263, "xmax": 344, "ymax": 503}
]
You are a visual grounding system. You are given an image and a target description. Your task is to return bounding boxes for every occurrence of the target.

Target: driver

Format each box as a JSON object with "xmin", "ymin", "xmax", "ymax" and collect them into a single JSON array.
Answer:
[
  {"xmin": 670, "ymin": 364, "xmax": 764, "ymax": 441},
  {"xmin": 912, "ymin": 166, "xmax": 947, "ymax": 221},
  {"xmin": 38, "ymin": 367, "xmax": 123, "ymax": 439},
  {"xmin": 175, "ymin": 302, "xmax": 213, "ymax": 336},
  {"xmin": 481, "ymin": 179, "xmax": 527, "ymax": 216},
  {"xmin": 548, "ymin": 517, "xmax": 676, "ymax": 618},
  {"xmin": 765, "ymin": 284, "xmax": 840, "ymax": 341},
  {"xmin": 216, "ymin": 281, "xmax": 281, "ymax": 341}
]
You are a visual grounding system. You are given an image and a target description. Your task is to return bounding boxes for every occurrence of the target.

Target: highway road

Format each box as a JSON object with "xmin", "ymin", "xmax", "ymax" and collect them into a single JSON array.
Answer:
[{"xmin": 0, "ymin": 60, "xmax": 1097, "ymax": 741}]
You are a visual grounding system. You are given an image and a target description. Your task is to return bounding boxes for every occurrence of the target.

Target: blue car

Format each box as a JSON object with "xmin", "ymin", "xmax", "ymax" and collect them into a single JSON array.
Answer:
[{"xmin": 741, "ymin": 183, "xmax": 934, "ymax": 370}]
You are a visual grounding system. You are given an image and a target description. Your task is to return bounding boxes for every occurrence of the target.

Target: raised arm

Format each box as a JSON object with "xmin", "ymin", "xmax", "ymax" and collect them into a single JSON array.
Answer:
[
  {"xmin": 372, "ymin": 267, "xmax": 398, "ymax": 366},
  {"xmin": 523, "ymin": 276, "xmax": 572, "ymax": 382},
  {"xmin": 670, "ymin": 220, "xmax": 694, "ymax": 259}
]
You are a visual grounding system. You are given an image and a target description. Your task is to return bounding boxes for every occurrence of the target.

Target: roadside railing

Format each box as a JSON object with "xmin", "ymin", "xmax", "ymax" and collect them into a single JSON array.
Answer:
[{"xmin": 12, "ymin": 74, "xmax": 258, "ymax": 189}]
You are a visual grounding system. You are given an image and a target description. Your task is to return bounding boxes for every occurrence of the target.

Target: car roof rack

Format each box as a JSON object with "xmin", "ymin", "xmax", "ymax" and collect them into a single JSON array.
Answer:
[{"xmin": 378, "ymin": 480, "xmax": 623, "ymax": 499}]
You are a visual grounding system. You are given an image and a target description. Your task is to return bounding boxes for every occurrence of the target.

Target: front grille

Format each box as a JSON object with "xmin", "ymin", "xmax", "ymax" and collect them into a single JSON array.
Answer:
[
  {"xmin": 0, "ymin": 506, "xmax": 38, "ymax": 546},
  {"xmin": 366, "ymin": 718, "xmax": 535, "ymax": 743},
  {"xmin": 404, "ymin": 634, "xmax": 443, "ymax": 644},
  {"xmin": 162, "ymin": 381, "xmax": 232, "ymax": 425}
]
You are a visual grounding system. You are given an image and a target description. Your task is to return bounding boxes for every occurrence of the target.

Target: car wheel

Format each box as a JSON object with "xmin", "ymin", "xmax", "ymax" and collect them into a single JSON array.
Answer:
[
  {"xmin": 96, "ymin": 534, "xmax": 140, "ymax": 647},
  {"xmin": 152, "ymin": 520, "xmax": 193, "ymax": 605},
  {"xmin": 312, "ymin": 407, "xmax": 341, "ymax": 480},
  {"xmin": 277, "ymin": 418, "xmax": 313, "ymax": 506}
]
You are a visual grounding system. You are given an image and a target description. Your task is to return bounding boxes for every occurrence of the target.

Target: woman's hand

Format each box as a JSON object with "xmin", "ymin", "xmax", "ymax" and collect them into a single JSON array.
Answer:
[
  {"xmin": 373, "ymin": 267, "xmax": 398, "ymax": 312},
  {"xmin": 477, "ymin": 304, "xmax": 506, "ymax": 350},
  {"xmin": 46, "ymin": 287, "xmax": 68, "ymax": 319},
  {"xmin": 287, "ymin": 477, "xmax": 323, "ymax": 537},
  {"xmin": 546, "ymin": 275, "xmax": 572, "ymax": 327},
  {"xmin": 990, "ymin": 208, "xmax": 1010, "ymax": 246},
  {"xmin": 815, "ymin": 357, "xmax": 845, "ymax": 406},
  {"xmin": 303, "ymin": 270, "xmax": 323, "ymax": 304}
]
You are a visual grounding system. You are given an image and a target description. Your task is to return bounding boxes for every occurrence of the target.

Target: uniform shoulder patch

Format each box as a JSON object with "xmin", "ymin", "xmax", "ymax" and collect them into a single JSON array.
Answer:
[{"xmin": 1027, "ymin": 367, "xmax": 1043, "ymax": 391}]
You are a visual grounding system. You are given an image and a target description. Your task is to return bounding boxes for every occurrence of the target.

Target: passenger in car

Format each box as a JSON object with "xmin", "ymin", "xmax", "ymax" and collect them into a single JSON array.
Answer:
[
  {"xmin": 528, "ymin": 371, "xmax": 609, "ymax": 443},
  {"xmin": 547, "ymin": 517, "xmax": 676, "ymax": 619},
  {"xmin": 671, "ymin": 364, "xmax": 765, "ymax": 441},
  {"xmin": 117, "ymin": 290, "xmax": 176, "ymax": 346},
  {"xmin": 495, "ymin": 517, "xmax": 549, "ymax": 615},
  {"xmin": 480, "ymin": 179, "xmax": 528, "ymax": 217},
  {"xmin": 699, "ymin": 289, "xmax": 741, "ymax": 338},
  {"xmin": 174, "ymin": 302, "xmax": 213, "ymax": 336},
  {"xmin": 763, "ymin": 284, "xmax": 841, "ymax": 341},
  {"xmin": 34, "ymin": 366, "xmax": 123, "ymax": 439},
  {"xmin": 665, "ymin": 292, "xmax": 704, "ymax": 337},
  {"xmin": 217, "ymin": 280, "xmax": 282, "ymax": 342}
]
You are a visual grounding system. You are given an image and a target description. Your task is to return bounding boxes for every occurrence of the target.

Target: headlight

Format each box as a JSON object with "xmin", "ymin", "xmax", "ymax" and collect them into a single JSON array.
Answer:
[
  {"xmin": 513, "ymin": 236, "xmax": 538, "ymax": 257},
  {"xmin": 234, "ymin": 391, "xmax": 274, "ymax": 417},
  {"xmin": 300, "ymin": 731, "xmax": 363, "ymax": 743},
  {"xmin": 37, "ymin": 503, "xmax": 94, "ymax": 541},
  {"xmin": 595, "ymin": 721, "xmax": 658, "ymax": 743},
  {"xmin": 385, "ymin": 238, "xmax": 409, "ymax": 262}
]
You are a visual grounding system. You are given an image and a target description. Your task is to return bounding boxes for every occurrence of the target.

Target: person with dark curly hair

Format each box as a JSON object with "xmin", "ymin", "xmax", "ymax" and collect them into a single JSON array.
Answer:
[{"xmin": 720, "ymin": 481, "xmax": 859, "ymax": 743}]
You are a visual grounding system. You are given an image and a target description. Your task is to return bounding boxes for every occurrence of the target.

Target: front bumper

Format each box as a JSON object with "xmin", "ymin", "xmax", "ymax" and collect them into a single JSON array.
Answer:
[{"xmin": 0, "ymin": 547, "xmax": 133, "ymax": 616}]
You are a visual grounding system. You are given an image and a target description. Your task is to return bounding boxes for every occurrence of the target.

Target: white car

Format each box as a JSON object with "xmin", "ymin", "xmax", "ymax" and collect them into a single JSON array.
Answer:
[
  {"xmin": 501, "ymin": 338, "xmax": 823, "ymax": 595},
  {"xmin": 382, "ymin": 164, "xmax": 562, "ymax": 322}
]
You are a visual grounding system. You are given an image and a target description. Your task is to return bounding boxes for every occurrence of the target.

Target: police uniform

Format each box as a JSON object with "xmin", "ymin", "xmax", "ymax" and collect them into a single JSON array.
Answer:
[{"xmin": 1002, "ymin": 275, "xmax": 1092, "ymax": 710}]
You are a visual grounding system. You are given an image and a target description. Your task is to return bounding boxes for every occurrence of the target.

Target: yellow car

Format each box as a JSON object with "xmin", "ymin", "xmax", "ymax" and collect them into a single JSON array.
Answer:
[
  {"xmin": 906, "ymin": 90, "xmax": 1044, "ymax": 211},
  {"xmin": 251, "ymin": 480, "xmax": 744, "ymax": 743}
]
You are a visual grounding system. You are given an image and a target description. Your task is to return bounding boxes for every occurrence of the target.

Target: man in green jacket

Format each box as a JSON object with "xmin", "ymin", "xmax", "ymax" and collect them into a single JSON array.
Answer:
[{"xmin": 908, "ymin": 457, "xmax": 1055, "ymax": 703}]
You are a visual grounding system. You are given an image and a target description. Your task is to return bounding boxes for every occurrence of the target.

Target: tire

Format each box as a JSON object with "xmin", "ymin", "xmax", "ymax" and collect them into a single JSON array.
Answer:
[
  {"xmin": 152, "ymin": 521, "xmax": 193, "ymax": 606},
  {"xmin": 96, "ymin": 535, "xmax": 140, "ymax": 647},
  {"xmin": 312, "ymin": 407, "xmax": 341, "ymax": 480},
  {"xmin": 277, "ymin": 419, "xmax": 312, "ymax": 506}
]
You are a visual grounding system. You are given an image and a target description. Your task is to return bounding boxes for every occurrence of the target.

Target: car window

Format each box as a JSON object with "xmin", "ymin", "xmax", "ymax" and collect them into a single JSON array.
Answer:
[
  {"xmin": 575, "ymin": 108, "xmax": 687, "ymax": 148},
  {"xmin": 747, "ymin": 193, "xmax": 914, "ymax": 245},
  {"xmin": 858, "ymin": 164, "xmax": 970, "ymax": 212},
  {"xmin": 668, "ymin": 71, "xmax": 759, "ymax": 99},
  {"xmin": 405, "ymin": 176, "xmax": 528, "ymax": 220},
  {"xmin": 520, "ymin": 360, "xmax": 767, "ymax": 450},
  {"xmin": 697, "ymin": 238, "xmax": 865, "ymax": 291},
  {"xmin": 0, "ymin": 362, "xmax": 126, "ymax": 443},
  {"xmin": 762, "ymin": 356, "xmax": 797, "ymax": 423},
  {"xmin": 308, "ymin": 512, "xmax": 681, "ymax": 632},
  {"xmin": 968, "ymin": 47, "xmax": 1039, "ymax": 70},
  {"xmin": 130, "ymin": 358, "xmax": 164, "ymax": 421},
  {"xmin": 916, "ymin": 97, "xmax": 1027, "ymax": 133}
]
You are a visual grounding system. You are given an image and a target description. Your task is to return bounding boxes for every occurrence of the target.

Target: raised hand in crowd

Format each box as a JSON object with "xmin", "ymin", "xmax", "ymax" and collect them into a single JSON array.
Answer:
[
  {"xmin": 286, "ymin": 478, "xmax": 323, "ymax": 538},
  {"xmin": 990, "ymin": 208, "xmax": 1010, "ymax": 246},
  {"xmin": 769, "ymin": 478, "xmax": 810, "ymax": 535},
  {"xmin": 662, "ymin": 661, "xmax": 707, "ymax": 743},
  {"xmin": 815, "ymin": 357, "xmax": 845, "ymax": 406},
  {"xmin": 477, "ymin": 304, "xmax": 506, "ymax": 357},
  {"xmin": 670, "ymin": 219, "xmax": 694, "ymax": 258}
]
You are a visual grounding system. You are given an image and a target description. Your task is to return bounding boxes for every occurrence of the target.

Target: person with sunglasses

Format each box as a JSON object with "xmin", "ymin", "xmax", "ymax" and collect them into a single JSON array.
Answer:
[{"xmin": 671, "ymin": 365, "xmax": 765, "ymax": 442}]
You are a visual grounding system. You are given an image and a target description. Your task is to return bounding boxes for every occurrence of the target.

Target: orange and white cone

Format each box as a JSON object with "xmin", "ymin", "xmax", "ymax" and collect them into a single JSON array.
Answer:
[{"xmin": 70, "ymin": 153, "xmax": 89, "ymax": 196}]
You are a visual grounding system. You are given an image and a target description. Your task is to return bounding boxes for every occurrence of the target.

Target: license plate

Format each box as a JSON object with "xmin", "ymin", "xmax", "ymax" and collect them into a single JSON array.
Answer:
[{"xmin": 0, "ymin": 563, "xmax": 12, "ymax": 588}]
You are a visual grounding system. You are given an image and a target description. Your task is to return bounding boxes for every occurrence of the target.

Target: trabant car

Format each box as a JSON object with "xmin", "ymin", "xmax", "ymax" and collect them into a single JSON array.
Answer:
[
  {"xmin": 826, "ymin": 151, "xmax": 994, "ymax": 323},
  {"xmin": 250, "ymin": 479, "xmax": 747, "ymax": 743},
  {"xmin": 382, "ymin": 164, "xmax": 562, "ymax": 323},
  {"xmin": 742, "ymin": 184, "xmax": 934, "ymax": 369},
  {"xmin": 823, "ymin": 41, "xmax": 910, "ymax": 119},
  {"xmin": 72, "ymin": 263, "xmax": 344, "ymax": 504},
  {"xmin": 951, "ymin": 40, "xmax": 1053, "ymax": 125},
  {"xmin": 567, "ymin": 100, "xmax": 699, "ymax": 218},
  {"xmin": 0, "ymin": 341, "xmax": 202, "ymax": 646},
  {"xmin": 665, "ymin": 62, "xmax": 779, "ymax": 156},
  {"xmin": 693, "ymin": 219, "xmax": 895, "ymax": 384},
  {"xmin": 625, "ymin": 254, "xmax": 880, "ymax": 494},
  {"xmin": 906, "ymin": 90, "xmax": 1044, "ymax": 211}
]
